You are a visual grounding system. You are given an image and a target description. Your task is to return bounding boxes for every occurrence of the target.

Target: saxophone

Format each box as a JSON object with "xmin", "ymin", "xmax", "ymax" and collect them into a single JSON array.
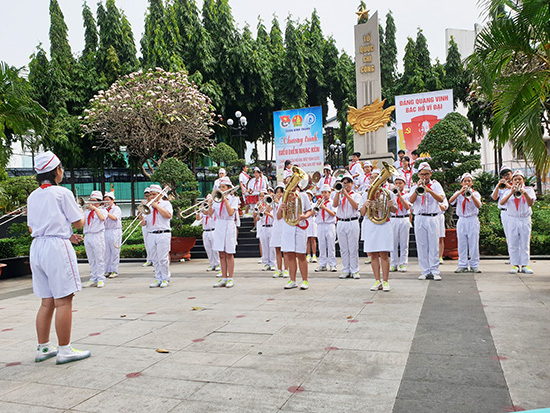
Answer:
[
  {"xmin": 282, "ymin": 166, "xmax": 309, "ymax": 225},
  {"xmin": 366, "ymin": 161, "xmax": 398, "ymax": 224}
]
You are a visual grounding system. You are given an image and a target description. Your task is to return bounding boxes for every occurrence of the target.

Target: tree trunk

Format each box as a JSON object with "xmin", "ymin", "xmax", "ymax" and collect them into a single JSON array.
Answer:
[
  {"xmin": 100, "ymin": 155, "xmax": 106, "ymax": 194},
  {"xmin": 264, "ymin": 136, "xmax": 268, "ymax": 171},
  {"xmin": 130, "ymin": 167, "xmax": 136, "ymax": 216},
  {"xmin": 70, "ymin": 165, "xmax": 76, "ymax": 194},
  {"xmin": 536, "ymin": 173, "xmax": 542, "ymax": 196}
]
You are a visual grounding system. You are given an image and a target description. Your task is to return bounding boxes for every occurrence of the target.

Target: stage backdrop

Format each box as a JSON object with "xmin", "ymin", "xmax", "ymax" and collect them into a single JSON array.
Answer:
[
  {"xmin": 273, "ymin": 106, "xmax": 324, "ymax": 182},
  {"xmin": 395, "ymin": 89, "xmax": 454, "ymax": 153}
]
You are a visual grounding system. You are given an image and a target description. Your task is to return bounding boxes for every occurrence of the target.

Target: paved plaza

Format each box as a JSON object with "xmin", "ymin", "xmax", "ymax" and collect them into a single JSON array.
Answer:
[{"xmin": 0, "ymin": 257, "xmax": 549, "ymax": 413}]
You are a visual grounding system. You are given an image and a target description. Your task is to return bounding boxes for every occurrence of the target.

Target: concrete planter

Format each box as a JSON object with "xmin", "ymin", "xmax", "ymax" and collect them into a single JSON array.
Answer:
[
  {"xmin": 170, "ymin": 237, "xmax": 196, "ymax": 262},
  {"xmin": 0, "ymin": 257, "xmax": 31, "ymax": 279},
  {"xmin": 443, "ymin": 228, "xmax": 459, "ymax": 260}
]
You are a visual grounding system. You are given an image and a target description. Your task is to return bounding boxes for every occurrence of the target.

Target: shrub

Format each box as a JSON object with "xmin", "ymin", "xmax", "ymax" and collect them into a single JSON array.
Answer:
[
  {"xmin": 0, "ymin": 238, "xmax": 16, "ymax": 259},
  {"xmin": 210, "ymin": 142, "xmax": 238, "ymax": 166}
]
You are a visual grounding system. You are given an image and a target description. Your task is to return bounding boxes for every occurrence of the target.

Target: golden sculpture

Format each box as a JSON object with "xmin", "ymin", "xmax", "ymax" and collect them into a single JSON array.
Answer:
[
  {"xmin": 356, "ymin": 6, "xmax": 370, "ymax": 22},
  {"xmin": 347, "ymin": 99, "xmax": 395, "ymax": 135}
]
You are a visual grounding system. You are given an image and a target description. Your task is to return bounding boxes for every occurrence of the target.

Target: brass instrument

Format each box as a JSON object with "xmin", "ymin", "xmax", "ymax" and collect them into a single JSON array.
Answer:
[
  {"xmin": 513, "ymin": 185, "xmax": 524, "ymax": 199},
  {"xmin": 212, "ymin": 186, "xmax": 239, "ymax": 203},
  {"xmin": 264, "ymin": 195, "xmax": 274, "ymax": 206},
  {"xmin": 499, "ymin": 182, "xmax": 508, "ymax": 190},
  {"xmin": 392, "ymin": 187, "xmax": 400, "ymax": 196},
  {"xmin": 332, "ymin": 180, "xmax": 343, "ymax": 192},
  {"xmin": 332, "ymin": 168, "xmax": 347, "ymax": 180},
  {"xmin": 180, "ymin": 200, "xmax": 209, "ymax": 219},
  {"xmin": 0, "ymin": 205, "xmax": 27, "ymax": 227},
  {"xmin": 313, "ymin": 198, "xmax": 324, "ymax": 213},
  {"xmin": 282, "ymin": 166, "xmax": 308, "ymax": 226},
  {"xmin": 115, "ymin": 186, "xmax": 170, "ymax": 249},
  {"xmin": 463, "ymin": 187, "xmax": 473, "ymax": 199},
  {"xmin": 415, "ymin": 180, "xmax": 426, "ymax": 196},
  {"xmin": 77, "ymin": 197, "xmax": 104, "ymax": 208},
  {"xmin": 366, "ymin": 162, "xmax": 398, "ymax": 224}
]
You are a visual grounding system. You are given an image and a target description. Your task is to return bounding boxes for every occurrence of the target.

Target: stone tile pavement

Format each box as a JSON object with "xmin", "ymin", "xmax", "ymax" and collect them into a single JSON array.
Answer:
[{"xmin": 0, "ymin": 257, "xmax": 548, "ymax": 412}]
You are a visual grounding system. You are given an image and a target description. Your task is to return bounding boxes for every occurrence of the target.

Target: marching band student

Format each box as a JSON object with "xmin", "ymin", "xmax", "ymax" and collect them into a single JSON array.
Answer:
[
  {"xmin": 271, "ymin": 184, "xmax": 290, "ymax": 278},
  {"xmin": 239, "ymin": 165, "xmax": 252, "ymax": 216},
  {"xmin": 103, "ymin": 192, "xmax": 122, "ymax": 279},
  {"xmin": 410, "ymin": 150, "xmax": 420, "ymax": 174},
  {"xmin": 398, "ymin": 156, "xmax": 414, "ymax": 190},
  {"xmin": 360, "ymin": 183, "xmax": 397, "ymax": 292},
  {"xmin": 141, "ymin": 188, "xmax": 153, "ymax": 268},
  {"xmin": 278, "ymin": 186, "xmax": 313, "ymax": 290},
  {"xmin": 82, "ymin": 190, "xmax": 107, "ymax": 288},
  {"xmin": 197, "ymin": 194, "xmax": 220, "ymax": 272},
  {"xmin": 314, "ymin": 184, "xmax": 338, "ymax": 272},
  {"xmin": 212, "ymin": 177, "xmax": 239, "ymax": 287},
  {"xmin": 259, "ymin": 190, "xmax": 276, "ymax": 271},
  {"xmin": 213, "ymin": 168, "xmax": 227, "ymax": 190},
  {"xmin": 492, "ymin": 165, "xmax": 513, "ymax": 260},
  {"xmin": 409, "ymin": 162, "xmax": 446, "ymax": 281},
  {"xmin": 305, "ymin": 190, "xmax": 318, "ymax": 263},
  {"xmin": 28, "ymin": 151, "xmax": 91, "ymax": 364},
  {"xmin": 393, "ymin": 149, "xmax": 406, "ymax": 169},
  {"xmin": 390, "ymin": 175, "xmax": 411, "ymax": 272},
  {"xmin": 254, "ymin": 190, "xmax": 267, "ymax": 264},
  {"xmin": 317, "ymin": 165, "xmax": 336, "ymax": 193},
  {"xmin": 349, "ymin": 152, "xmax": 363, "ymax": 180},
  {"xmin": 333, "ymin": 174, "xmax": 362, "ymax": 279},
  {"xmin": 283, "ymin": 160, "xmax": 293, "ymax": 184},
  {"xmin": 356, "ymin": 161, "xmax": 373, "ymax": 192},
  {"xmin": 500, "ymin": 170, "xmax": 536, "ymax": 274},
  {"xmin": 438, "ymin": 198, "xmax": 449, "ymax": 264},
  {"xmin": 141, "ymin": 184, "xmax": 173, "ymax": 288},
  {"xmin": 449, "ymin": 173, "xmax": 482, "ymax": 273}
]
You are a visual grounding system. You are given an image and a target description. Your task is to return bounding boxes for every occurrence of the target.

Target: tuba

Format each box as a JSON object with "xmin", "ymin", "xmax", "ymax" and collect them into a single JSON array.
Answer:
[
  {"xmin": 282, "ymin": 166, "xmax": 309, "ymax": 226},
  {"xmin": 366, "ymin": 162, "xmax": 398, "ymax": 225}
]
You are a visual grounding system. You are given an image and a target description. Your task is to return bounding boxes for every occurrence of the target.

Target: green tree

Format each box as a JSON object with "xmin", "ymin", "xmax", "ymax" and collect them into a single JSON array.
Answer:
[
  {"xmin": 444, "ymin": 37, "xmax": 468, "ymax": 108},
  {"xmin": 415, "ymin": 29, "xmax": 440, "ymax": 91},
  {"xmin": 380, "ymin": 11, "xmax": 397, "ymax": 105},
  {"xmin": 210, "ymin": 142, "xmax": 238, "ymax": 166},
  {"xmin": 280, "ymin": 18, "xmax": 307, "ymax": 109},
  {"xmin": 469, "ymin": 0, "xmax": 550, "ymax": 176},
  {"xmin": 397, "ymin": 37, "xmax": 424, "ymax": 94},
  {"xmin": 269, "ymin": 16, "xmax": 285, "ymax": 111}
]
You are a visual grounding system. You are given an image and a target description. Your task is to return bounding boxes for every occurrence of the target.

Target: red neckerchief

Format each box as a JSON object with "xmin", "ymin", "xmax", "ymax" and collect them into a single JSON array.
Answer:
[
  {"xmin": 363, "ymin": 173, "xmax": 371, "ymax": 184},
  {"xmin": 219, "ymin": 201, "xmax": 224, "ymax": 217},
  {"xmin": 241, "ymin": 171, "xmax": 250, "ymax": 180},
  {"xmin": 322, "ymin": 200, "xmax": 329, "ymax": 221},
  {"xmin": 253, "ymin": 179, "xmax": 258, "ymax": 191},
  {"xmin": 342, "ymin": 191, "xmax": 353, "ymax": 208},
  {"xmin": 205, "ymin": 215, "xmax": 209, "ymax": 226},
  {"xmin": 421, "ymin": 182, "xmax": 432, "ymax": 205},
  {"xmin": 87, "ymin": 210, "xmax": 95, "ymax": 226},
  {"xmin": 462, "ymin": 193, "xmax": 470, "ymax": 214},
  {"xmin": 40, "ymin": 183, "xmax": 52, "ymax": 189},
  {"xmin": 153, "ymin": 209, "xmax": 158, "ymax": 225},
  {"xmin": 324, "ymin": 176, "xmax": 330, "ymax": 184},
  {"xmin": 397, "ymin": 193, "xmax": 404, "ymax": 211},
  {"xmin": 514, "ymin": 187, "xmax": 526, "ymax": 210},
  {"xmin": 403, "ymin": 169, "xmax": 412, "ymax": 185}
]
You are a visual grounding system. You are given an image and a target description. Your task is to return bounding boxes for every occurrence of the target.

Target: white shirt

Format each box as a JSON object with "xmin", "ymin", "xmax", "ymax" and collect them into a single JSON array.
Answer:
[
  {"xmin": 335, "ymin": 192, "xmax": 361, "ymax": 219},
  {"xmin": 356, "ymin": 173, "xmax": 372, "ymax": 193},
  {"xmin": 502, "ymin": 187, "xmax": 536, "ymax": 217},
  {"xmin": 450, "ymin": 191, "xmax": 481, "ymax": 217},
  {"xmin": 213, "ymin": 176, "xmax": 226, "ymax": 190},
  {"xmin": 410, "ymin": 180, "xmax": 446, "ymax": 215},
  {"xmin": 239, "ymin": 171, "xmax": 250, "ymax": 189},
  {"xmin": 27, "ymin": 185, "xmax": 83, "ymax": 238},
  {"xmin": 84, "ymin": 207, "xmax": 108, "ymax": 234},
  {"xmin": 390, "ymin": 191, "xmax": 411, "ymax": 217},
  {"xmin": 393, "ymin": 159, "xmax": 402, "ymax": 169},
  {"xmin": 198, "ymin": 212, "xmax": 216, "ymax": 230},
  {"xmin": 104, "ymin": 204, "xmax": 122, "ymax": 230},
  {"xmin": 349, "ymin": 162, "xmax": 362, "ymax": 177},
  {"xmin": 495, "ymin": 185, "xmax": 509, "ymax": 210},
  {"xmin": 398, "ymin": 168, "xmax": 414, "ymax": 189},
  {"xmin": 213, "ymin": 195, "xmax": 239, "ymax": 221},
  {"xmin": 248, "ymin": 176, "xmax": 268, "ymax": 195},
  {"xmin": 145, "ymin": 199, "xmax": 173, "ymax": 231},
  {"xmin": 315, "ymin": 199, "xmax": 337, "ymax": 224},
  {"xmin": 317, "ymin": 175, "xmax": 336, "ymax": 191}
]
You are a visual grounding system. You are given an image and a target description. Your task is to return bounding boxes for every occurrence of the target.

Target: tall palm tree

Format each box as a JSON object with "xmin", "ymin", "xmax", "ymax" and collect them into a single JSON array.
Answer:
[{"xmin": 468, "ymin": 0, "xmax": 550, "ymax": 176}]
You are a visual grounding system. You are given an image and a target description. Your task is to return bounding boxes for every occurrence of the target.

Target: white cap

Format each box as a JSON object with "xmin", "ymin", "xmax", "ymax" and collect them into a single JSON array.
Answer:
[
  {"xmin": 259, "ymin": 188, "xmax": 267, "ymax": 194},
  {"xmin": 275, "ymin": 183, "xmax": 285, "ymax": 190},
  {"xmin": 34, "ymin": 151, "xmax": 61, "ymax": 174},
  {"xmin": 144, "ymin": 187, "xmax": 151, "ymax": 194},
  {"xmin": 363, "ymin": 160, "xmax": 372, "ymax": 167},
  {"xmin": 394, "ymin": 174, "xmax": 406, "ymax": 183},
  {"xmin": 341, "ymin": 173, "xmax": 354, "ymax": 182},
  {"xmin": 104, "ymin": 191, "xmax": 115, "ymax": 200},
  {"xmin": 418, "ymin": 162, "xmax": 432, "ymax": 172},
  {"xmin": 500, "ymin": 164, "xmax": 512, "ymax": 175},
  {"xmin": 323, "ymin": 164, "xmax": 332, "ymax": 171},
  {"xmin": 320, "ymin": 184, "xmax": 331, "ymax": 192},
  {"xmin": 254, "ymin": 167, "xmax": 261, "ymax": 172},
  {"xmin": 512, "ymin": 170, "xmax": 524, "ymax": 178},
  {"xmin": 267, "ymin": 187, "xmax": 274, "ymax": 192},
  {"xmin": 218, "ymin": 168, "xmax": 226, "ymax": 175},
  {"xmin": 460, "ymin": 173, "xmax": 473, "ymax": 182},
  {"xmin": 306, "ymin": 189, "xmax": 314, "ymax": 197},
  {"xmin": 218, "ymin": 176, "xmax": 233, "ymax": 187},
  {"xmin": 90, "ymin": 190, "xmax": 103, "ymax": 200},
  {"xmin": 149, "ymin": 184, "xmax": 163, "ymax": 193}
]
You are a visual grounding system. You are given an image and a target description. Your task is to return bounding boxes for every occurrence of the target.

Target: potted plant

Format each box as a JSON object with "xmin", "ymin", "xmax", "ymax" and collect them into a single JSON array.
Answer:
[
  {"xmin": 415, "ymin": 112, "xmax": 481, "ymax": 259},
  {"xmin": 150, "ymin": 158, "xmax": 203, "ymax": 261}
]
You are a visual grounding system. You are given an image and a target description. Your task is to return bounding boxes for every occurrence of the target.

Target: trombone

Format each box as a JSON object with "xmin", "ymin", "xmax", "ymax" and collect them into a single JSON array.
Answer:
[
  {"xmin": 0, "ymin": 205, "xmax": 27, "ymax": 227},
  {"xmin": 114, "ymin": 186, "xmax": 170, "ymax": 249},
  {"xmin": 180, "ymin": 200, "xmax": 209, "ymax": 219},
  {"xmin": 211, "ymin": 186, "xmax": 239, "ymax": 202},
  {"xmin": 77, "ymin": 198, "xmax": 105, "ymax": 208}
]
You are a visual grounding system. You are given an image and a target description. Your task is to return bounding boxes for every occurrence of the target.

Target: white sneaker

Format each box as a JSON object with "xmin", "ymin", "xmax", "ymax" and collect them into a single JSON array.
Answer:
[
  {"xmin": 142, "ymin": 261, "xmax": 152, "ymax": 267},
  {"xmin": 56, "ymin": 346, "xmax": 91, "ymax": 365},
  {"xmin": 282, "ymin": 270, "xmax": 290, "ymax": 278},
  {"xmin": 257, "ymin": 259, "xmax": 263, "ymax": 264},
  {"xmin": 35, "ymin": 344, "xmax": 57, "ymax": 362},
  {"xmin": 315, "ymin": 266, "xmax": 327, "ymax": 272},
  {"xmin": 213, "ymin": 279, "xmax": 227, "ymax": 288},
  {"xmin": 262, "ymin": 264, "xmax": 270, "ymax": 271},
  {"xmin": 365, "ymin": 257, "xmax": 371, "ymax": 264},
  {"xmin": 300, "ymin": 281, "xmax": 309, "ymax": 290},
  {"xmin": 108, "ymin": 272, "xmax": 118, "ymax": 278},
  {"xmin": 433, "ymin": 274, "xmax": 442, "ymax": 281},
  {"xmin": 284, "ymin": 280, "xmax": 297, "ymax": 289},
  {"xmin": 159, "ymin": 281, "xmax": 169, "ymax": 288},
  {"xmin": 389, "ymin": 266, "xmax": 396, "ymax": 272},
  {"xmin": 352, "ymin": 272, "xmax": 360, "ymax": 279},
  {"xmin": 311, "ymin": 255, "xmax": 317, "ymax": 263},
  {"xmin": 97, "ymin": 281, "xmax": 104, "ymax": 288},
  {"xmin": 216, "ymin": 271, "xmax": 223, "ymax": 278},
  {"xmin": 104, "ymin": 272, "xmax": 110, "ymax": 278},
  {"xmin": 418, "ymin": 274, "xmax": 427, "ymax": 280},
  {"xmin": 272, "ymin": 270, "xmax": 281, "ymax": 278},
  {"xmin": 439, "ymin": 257, "xmax": 444, "ymax": 264},
  {"xmin": 509, "ymin": 266, "xmax": 519, "ymax": 274},
  {"xmin": 339, "ymin": 272, "xmax": 349, "ymax": 279},
  {"xmin": 214, "ymin": 265, "xmax": 221, "ymax": 271},
  {"xmin": 83, "ymin": 280, "xmax": 97, "ymax": 288},
  {"xmin": 521, "ymin": 266, "xmax": 534, "ymax": 274},
  {"xmin": 330, "ymin": 266, "xmax": 337, "ymax": 272},
  {"xmin": 398, "ymin": 265, "xmax": 407, "ymax": 272},
  {"xmin": 306, "ymin": 254, "xmax": 311, "ymax": 263},
  {"xmin": 225, "ymin": 279, "xmax": 234, "ymax": 288},
  {"xmin": 370, "ymin": 280, "xmax": 382, "ymax": 291},
  {"xmin": 470, "ymin": 267, "xmax": 481, "ymax": 273},
  {"xmin": 149, "ymin": 280, "xmax": 161, "ymax": 288},
  {"xmin": 206, "ymin": 265, "xmax": 214, "ymax": 271},
  {"xmin": 382, "ymin": 281, "xmax": 391, "ymax": 292}
]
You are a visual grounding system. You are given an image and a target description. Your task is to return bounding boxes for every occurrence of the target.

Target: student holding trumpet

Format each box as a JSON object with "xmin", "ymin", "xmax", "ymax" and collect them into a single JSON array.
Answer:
[{"xmin": 82, "ymin": 191, "xmax": 107, "ymax": 288}]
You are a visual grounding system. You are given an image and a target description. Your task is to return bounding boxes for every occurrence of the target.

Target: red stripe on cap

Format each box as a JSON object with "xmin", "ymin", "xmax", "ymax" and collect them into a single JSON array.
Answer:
[{"xmin": 37, "ymin": 154, "xmax": 58, "ymax": 171}]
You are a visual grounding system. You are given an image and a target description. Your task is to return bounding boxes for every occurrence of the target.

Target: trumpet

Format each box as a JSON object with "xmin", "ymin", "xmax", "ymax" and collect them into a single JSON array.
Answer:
[
  {"xmin": 392, "ymin": 187, "xmax": 400, "ymax": 196},
  {"xmin": 332, "ymin": 180, "xmax": 343, "ymax": 192},
  {"xmin": 513, "ymin": 185, "xmax": 524, "ymax": 198},
  {"xmin": 115, "ymin": 186, "xmax": 170, "ymax": 249},
  {"xmin": 415, "ymin": 180, "xmax": 426, "ymax": 195},
  {"xmin": 498, "ymin": 182, "xmax": 508, "ymax": 190},
  {"xmin": 264, "ymin": 194, "xmax": 274, "ymax": 206},
  {"xmin": 313, "ymin": 198, "xmax": 324, "ymax": 213},
  {"xmin": 463, "ymin": 187, "xmax": 473, "ymax": 199},
  {"xmin": 0, "ymin": 205, "xmax": 27, "ymax": 227}
]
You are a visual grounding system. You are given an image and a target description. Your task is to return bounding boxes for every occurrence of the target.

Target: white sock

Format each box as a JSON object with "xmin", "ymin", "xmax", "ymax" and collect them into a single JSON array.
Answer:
[
  {"xmin": 58, "ymin": 344, "xmax": 73, "ymax": 355},
  {"xmin": 38, "ymin": 342, "xmax": 51, "ymax": 350}
]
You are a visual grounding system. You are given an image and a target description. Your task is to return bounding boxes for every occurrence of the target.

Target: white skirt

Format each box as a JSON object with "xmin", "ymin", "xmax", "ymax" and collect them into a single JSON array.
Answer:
[
  {"xmin": 280, "ymin": 221, "xmax": 307, "ymax": 254},
  {"xmin": 362, "ymin": 218, "xmax": 393, "ymax": 253},
  {"xmin": 439, "ymin": 214, "xmax": 445, "ymax": 237},
  {"xmin": 213, "ymin": 219, "xmax": 237, "ymax": 254},
  {"xmin": 270, "ymin": 219, "xmax": 283, "ymax": 248},
  {"xmin": 306, "ymin": 217, "xmax": 318, "ymax": 237}
]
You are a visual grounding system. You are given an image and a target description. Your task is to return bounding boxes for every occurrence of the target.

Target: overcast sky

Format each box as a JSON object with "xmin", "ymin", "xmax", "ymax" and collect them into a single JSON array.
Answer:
[{"xmin": 1, "ymin": 0, "xmax": 485, "ymax": 71}]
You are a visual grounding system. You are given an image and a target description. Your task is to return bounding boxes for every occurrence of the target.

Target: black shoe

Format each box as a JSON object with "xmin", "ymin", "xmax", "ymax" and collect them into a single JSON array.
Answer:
[{"xmin": 426, "ymin": 273, "xmax": 434, "ymax": 280}]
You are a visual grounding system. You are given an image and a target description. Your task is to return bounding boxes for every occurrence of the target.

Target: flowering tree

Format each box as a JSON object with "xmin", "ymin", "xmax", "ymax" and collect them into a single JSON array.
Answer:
[{"xmin": 82, "ymin": 67, "xmax": 218, "ymax": 178}]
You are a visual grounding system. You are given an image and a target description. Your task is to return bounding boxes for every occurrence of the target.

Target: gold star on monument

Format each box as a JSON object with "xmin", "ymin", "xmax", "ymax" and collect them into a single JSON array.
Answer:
[{"xmin": 356, "ymin": 6, "xmax": 370, "ymax": 23}]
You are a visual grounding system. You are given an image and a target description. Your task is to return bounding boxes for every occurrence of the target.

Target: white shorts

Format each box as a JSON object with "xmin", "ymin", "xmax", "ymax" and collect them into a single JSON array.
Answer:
[
  {"xmin": 30, "ymin": 237, "xmax": 81, "ymax": 299},
  {"xmin": 280, "ymin": 222, "xmax": 307, "ymax": 254},
  {"xmin": 362, "ymin": 219, "xmax": 393, "ymax": 253},
  {"xmin": 439, "ymin": 214, "xmax": 445, "ymax": 237}
]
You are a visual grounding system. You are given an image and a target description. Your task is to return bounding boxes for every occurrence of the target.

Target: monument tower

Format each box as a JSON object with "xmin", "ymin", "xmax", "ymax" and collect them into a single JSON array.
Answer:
[{"xmin": 348, "ymin": 6, "xmax": 395, "ymax": 164}]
